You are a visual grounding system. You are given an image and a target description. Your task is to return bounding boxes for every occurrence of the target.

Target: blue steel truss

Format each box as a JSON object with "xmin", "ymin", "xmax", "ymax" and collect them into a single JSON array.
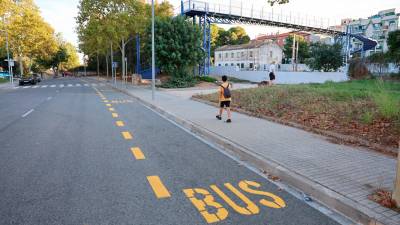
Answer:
[{"xmin": 180, "ymin": 0, "xmax": 377, "ymax": 75}]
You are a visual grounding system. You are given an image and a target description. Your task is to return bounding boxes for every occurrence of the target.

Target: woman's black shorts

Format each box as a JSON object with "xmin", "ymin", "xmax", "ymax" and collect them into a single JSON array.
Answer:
[{"xmin": 269, "ymin": 72, "xmax": 276, "ymax": 81}]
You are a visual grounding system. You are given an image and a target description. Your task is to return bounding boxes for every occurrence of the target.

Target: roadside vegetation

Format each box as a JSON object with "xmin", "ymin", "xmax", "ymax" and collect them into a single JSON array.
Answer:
[
  {"xmin": 0, "ymin": 0, "xmax": 80, "ymax": 76},
  {"xmin": 194, "ymin": 79, "xmax": 400, "ymax": 149},
  {"xmin": 0, "ymin": 77, "xmax": 7, "ymax": 84}
]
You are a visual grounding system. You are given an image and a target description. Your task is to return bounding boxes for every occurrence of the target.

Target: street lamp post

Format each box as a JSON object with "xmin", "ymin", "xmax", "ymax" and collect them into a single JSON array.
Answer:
[
  {"xmin": 151, "ymin": 0, "xmax": 155, "ymax": 100},
  {"xmin": 5, "ymin": 31, "xmax": 12, "ymax": 84}
]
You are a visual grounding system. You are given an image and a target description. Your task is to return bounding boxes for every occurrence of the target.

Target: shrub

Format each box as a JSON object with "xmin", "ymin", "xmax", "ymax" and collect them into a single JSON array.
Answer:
[
  {"xmin": 348, "ymin": 58, "xmax": 370, "ymax": 80},
  {"xmin": 196, "ymin": 76, "xmax": 217, "ymax": 83},
  {"xmin": 159, "ymin": 76, "xmax": 197, "ymax": 88}
]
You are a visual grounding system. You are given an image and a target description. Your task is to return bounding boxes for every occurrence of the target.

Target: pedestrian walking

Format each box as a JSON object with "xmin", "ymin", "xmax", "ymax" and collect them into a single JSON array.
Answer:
[
  {"xmin": 216, "ymin": 75, "xmax": 232, "ymax": 123},
  {"xmin": 269, "ymin": 61, "xmax": 276, "ymax": 86}
]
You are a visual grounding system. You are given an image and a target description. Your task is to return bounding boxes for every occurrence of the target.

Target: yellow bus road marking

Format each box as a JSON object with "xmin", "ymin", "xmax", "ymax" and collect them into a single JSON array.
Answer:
[
  {"xmin": 122, "ymin": 131, "xmax": 133, "ymax": 140},
  {"xmin": 106, "ymin": 104, "xmax": 112, "ymax": 107},
  {"xmin": 116, "ymin": 121, "xmax": 125, "ymax": 127},
  {"xmin": 112, "ymin": 113, "xmax": 119, "ymax": 118},
  {"xmin": 147, "ymin": 176, "xmax": 171, "ymax": 199},
  {"xmin": 109, "ymin": 108, "xmax": 115, "ymax": 112},
  {"xmin": 183, "ymin": 180, "xmax": 286, "ymax": 224},
  {"xmin": 131, "ymin": 147, "xmax": 145, "ymax": 160}
]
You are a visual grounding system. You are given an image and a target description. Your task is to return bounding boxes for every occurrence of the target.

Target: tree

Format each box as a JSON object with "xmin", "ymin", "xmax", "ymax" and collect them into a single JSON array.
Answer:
[
  {"xmin": 268, "ymin": 0, "xmax": 289, "ymax": 6},
  {"xmin": 367, "ymin": 52, "xmax": 390, "ymax": 75},
  {"xmin": 5, "ymin": 0, "xmax": 58, "ymax": 75},
  {"xmin": 387, "ymin": 30, "xmax": 400, "ymax": 65},
  {"xmin": 306, "ymin": 43, "xmax": 343, "ymax": 72},
  {"xmin": 148, "ymin": 16, "xmax": 203, "ymax": 78},
  {"xmin": 283, "ymin": 35, "xmax": 309, "ymax": 63}
]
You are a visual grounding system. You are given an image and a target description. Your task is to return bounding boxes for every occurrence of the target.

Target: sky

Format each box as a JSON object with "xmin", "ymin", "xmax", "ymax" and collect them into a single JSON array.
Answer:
[{"xmin": 35, "ymin": 0, "xmax": 400, "ymax": 49}]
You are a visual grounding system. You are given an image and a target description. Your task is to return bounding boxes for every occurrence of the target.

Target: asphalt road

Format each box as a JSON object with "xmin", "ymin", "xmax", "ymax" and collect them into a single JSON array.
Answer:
[{"xmin": 0, "ymin": 77, "xmax": 344, "ymax": 225}]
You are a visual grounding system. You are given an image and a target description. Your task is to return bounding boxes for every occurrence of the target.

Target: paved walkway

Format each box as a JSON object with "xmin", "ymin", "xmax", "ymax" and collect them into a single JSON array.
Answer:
[{"xmin": 99, "ymin": 78, "xmax": 399, "ymax": 225}]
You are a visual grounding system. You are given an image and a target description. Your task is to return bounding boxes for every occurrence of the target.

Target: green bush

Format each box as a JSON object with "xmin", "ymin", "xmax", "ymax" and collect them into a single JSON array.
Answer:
[
  {"xmin": 159, "ymin": 76, "xmax": 198, "ymax": 88},
  {"xmin": 348, "ymin": 58, "xmax": 370, "ymax": 80},
  {"xmin": 196, "ymin": 76, "xmax": 217, "ymax": 83}
]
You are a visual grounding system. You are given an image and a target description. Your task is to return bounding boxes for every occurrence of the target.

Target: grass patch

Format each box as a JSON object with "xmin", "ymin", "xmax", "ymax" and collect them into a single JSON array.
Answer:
[
  {"xmin": 195, "ymin": 76, "xmax": 217, "ymax": 83},
  {"xmin": 0, "ymin": 78, "xmax": 8, "ymax": 84},
  {"xmin": 194, "ymin": 79, "xmax": 400, "ymax": 148}
]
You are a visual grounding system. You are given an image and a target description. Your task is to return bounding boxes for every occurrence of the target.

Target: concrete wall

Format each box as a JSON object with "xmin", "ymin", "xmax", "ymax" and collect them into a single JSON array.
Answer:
[{"xmin": 210, "ymin": 66, "xmax": 348, "ymax": 84}]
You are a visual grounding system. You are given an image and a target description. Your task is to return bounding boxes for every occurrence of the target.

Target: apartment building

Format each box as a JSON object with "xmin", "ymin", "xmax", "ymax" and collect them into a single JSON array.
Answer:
[
  {"xmin": 214, "ymin": 40, "xmax": 283, "ymax": 70},
  {"xmin": 332, "ymin": 9, "xmax": 399, "ymax": 56}
]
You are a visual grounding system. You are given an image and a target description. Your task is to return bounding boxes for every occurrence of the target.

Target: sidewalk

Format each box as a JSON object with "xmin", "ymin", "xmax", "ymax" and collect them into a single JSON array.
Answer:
[{"xmin": 99, "ymin": 78, "xmax": 399, "ymax": 225}]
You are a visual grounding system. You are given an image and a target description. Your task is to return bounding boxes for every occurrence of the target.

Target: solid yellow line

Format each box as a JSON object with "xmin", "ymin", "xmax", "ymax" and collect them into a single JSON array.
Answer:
[
  {"xmin": 106, "ymin": 104, "xmax": 112, "ymax": 107},
  {"xmin": 122, "ymin": 131, "xmax": 133, "ymax": 140},
  {"xmin": 147, "ymin": 176, "xmax": 171, "ymax": 199},
  {"xmin": 109, "ymin": 108, "xmax": 115, "ymax": 112},
  {"xmin": 112, "ymin": 113, "xmax": 119, "ymax": 118},
  {"xmin": 103, "ymin": 100, "xmax": 109, "ymax": 103},
  {"xmin": 131, "ymin": 147, "xmax": 145, "ymax": 160},
  {"xmin": 116, "ymin": 121, "xmax": 125, "ymax": 127}
]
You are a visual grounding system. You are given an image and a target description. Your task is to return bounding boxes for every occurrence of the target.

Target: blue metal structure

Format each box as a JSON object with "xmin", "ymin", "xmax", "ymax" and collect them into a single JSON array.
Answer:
[{"xmin": 180, "ymin": 0, "xmax": 377, "ymax": 75}]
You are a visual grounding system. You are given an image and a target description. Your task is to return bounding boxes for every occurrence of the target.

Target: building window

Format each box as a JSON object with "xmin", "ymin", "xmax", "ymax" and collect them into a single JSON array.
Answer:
[
  {"xmin": 270, "ymin": 51, "xmax": 273, "ymax": 58},
  {"xmin": 237, "ymin": 52, "xmax": 240, "ymax": 58},
  {"xmin": 218, "ymin": 64, "xmax": 221, "ymax": 66},
  {"xmin": 249, "ymin": 51, "xmax": 253, "ymax": 58},
  {"xmin": 231, "ymin": 63, "xmax": 234, "ymax": 66},
  {"xmin": 231, "ymin": 53, "xmax": 234, "ymax": 58},
  {"xmin": 225, "ymin": 53, "xmax": 229, "ymax": 58},
  {"xmin": 241, "ymin": 63, "xmax": 244, "ymax": 68},
  {"xmin": 241, "ymin": 52, "xmax": 244, "ymax": 57},
  {"xmin": 225, "ymin": 63, "xmax": 228, "ymax": 66},
  {"xmin": 249, "ymin": 63, "xmax": 253, "ymax": 69},
  {"xmin": 237, "ymin": 63, "xmax": 240, "ymax": 67}
]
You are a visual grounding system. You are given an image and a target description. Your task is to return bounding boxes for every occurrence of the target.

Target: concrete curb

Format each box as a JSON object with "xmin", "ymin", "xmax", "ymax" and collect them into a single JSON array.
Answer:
[{"xmin": 108, "ymin": 83, "xmax": 388, "ymax": 225}]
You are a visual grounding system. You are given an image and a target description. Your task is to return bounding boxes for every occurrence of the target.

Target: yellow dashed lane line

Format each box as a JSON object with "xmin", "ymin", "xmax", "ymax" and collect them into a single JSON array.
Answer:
[
  {"xmin": 147, "ymin": 176, "xmax": 171, "ymax": 199},
  {"xmin": 122, "ymin": 131, "xmax": 133, "ymax": 140},
  {"xmin": 116, "ymin": 121, "xmax": 125, "ymax": 127},
  {"xmin": 131, "ymin": 147, "xmax": 145, "ymax": 160}
]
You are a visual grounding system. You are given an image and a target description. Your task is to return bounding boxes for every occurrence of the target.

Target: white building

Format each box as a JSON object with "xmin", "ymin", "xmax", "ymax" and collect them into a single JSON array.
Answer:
[
  {"xmin": 214, "ymin": 40, "xmax": 283, "ymax": 71},
  {"xmin": 341, "ymin": 9, "xmax": 399, "ymax": 56}
]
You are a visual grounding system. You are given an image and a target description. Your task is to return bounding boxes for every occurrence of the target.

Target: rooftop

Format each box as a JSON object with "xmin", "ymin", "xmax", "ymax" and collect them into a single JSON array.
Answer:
[{"xmin": 215, "ymin": 40, "xmax": 279, "ymax": 52}]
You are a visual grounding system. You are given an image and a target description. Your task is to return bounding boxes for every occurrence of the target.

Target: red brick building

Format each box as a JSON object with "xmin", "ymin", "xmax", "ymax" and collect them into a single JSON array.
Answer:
[{"xmin": 255, "ymin": 32, "xmax": 312, "ymax": 48}]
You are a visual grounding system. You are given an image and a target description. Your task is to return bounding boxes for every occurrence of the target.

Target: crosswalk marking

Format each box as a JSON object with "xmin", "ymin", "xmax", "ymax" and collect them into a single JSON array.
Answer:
[{"xmin": 12, "ymin": 83, "xmax": 108, "ymax": 90}]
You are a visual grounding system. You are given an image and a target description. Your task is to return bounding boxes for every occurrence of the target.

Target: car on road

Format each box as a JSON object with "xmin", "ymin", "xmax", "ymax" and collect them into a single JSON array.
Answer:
[
  {"xmin": 19, "ymin": 76, "xmax": 38, "ymax": 86},
  {"xmin": 33, "ymin": 73, "xmax": 42, "ymax": 83}
]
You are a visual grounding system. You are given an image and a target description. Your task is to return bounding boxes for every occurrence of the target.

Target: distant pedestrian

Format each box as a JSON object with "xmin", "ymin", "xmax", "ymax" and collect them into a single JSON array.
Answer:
[
  {"xmin": 216, "ymin": 75, "xmax": 232, "ymax": 123},
  {"xmin": 269, "ymin": 61, "xmax": 276, "ymax": 86}
]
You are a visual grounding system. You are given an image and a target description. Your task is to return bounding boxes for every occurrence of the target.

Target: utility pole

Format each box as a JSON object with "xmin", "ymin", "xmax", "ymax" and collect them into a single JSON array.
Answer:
[
  {"xmin": 111, "ymin": 43, "xmax": 115, "ymax": 85},
  {"xmin": 151, "ymin": 0, "xmax": 156, "ymax": 100},
  {"xmin": 292, "ymin": 34, "xmax": 296, "ymax": 72},
  {"xmin": 296, "ymin": 37, "xmax": 299, "ymax": 72},
  {"xmin": 5, "ymin": 32, "xmax": 12, "ymax": 84}
]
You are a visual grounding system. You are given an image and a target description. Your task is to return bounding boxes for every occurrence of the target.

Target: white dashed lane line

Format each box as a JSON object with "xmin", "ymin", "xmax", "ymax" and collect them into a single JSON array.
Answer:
[{"xmin": 21, "ymin": 109, "xmax": 34, "ymax": 118}]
